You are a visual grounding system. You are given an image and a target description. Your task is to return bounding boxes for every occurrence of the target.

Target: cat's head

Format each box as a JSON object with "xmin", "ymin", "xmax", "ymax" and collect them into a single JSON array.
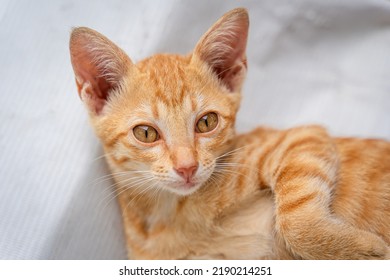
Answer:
[{"xmin": 69, "ymin": 8, "xmax": 249, "ymax": 196}]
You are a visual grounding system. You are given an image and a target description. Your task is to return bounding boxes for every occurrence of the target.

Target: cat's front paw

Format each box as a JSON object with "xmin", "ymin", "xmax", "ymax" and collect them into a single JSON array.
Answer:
[
  {"xmin": 355, "ymin": 235, "xmax": 389, "ymax": 260},
  {"xmin": 385, "ymin": 247, "xmax": 390, "ymax": 260}
]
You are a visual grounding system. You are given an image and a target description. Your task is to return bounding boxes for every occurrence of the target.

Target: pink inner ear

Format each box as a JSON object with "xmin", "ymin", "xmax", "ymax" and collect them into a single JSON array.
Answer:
[
  {"xmin": 70, "ymin": 27, "xmax": 132, "ymax": 115},
  {"xmin": 194, "ymin": 9, "xmax": 249, "ymax": 92},
  {"xmin": 75, "ymin": 75, "xmax": 111, "ymax": 114},
  {"xmin": 73, "ymin": 62, "xmax": 113, "ymax": 114},
  {"xmin": 210, "ymin": 34, "xmax": 248, "ymax": 92},
  {"xmin": 94, "ymin": 76, "xmax": 114, "ymax": 114},
  {"xmin": 213, "ymin": 37, "xmax": 248, "ymax": 91},
  {"xmin": 216, "ymin": 63, "xmax": 246, "ymax": 91}
]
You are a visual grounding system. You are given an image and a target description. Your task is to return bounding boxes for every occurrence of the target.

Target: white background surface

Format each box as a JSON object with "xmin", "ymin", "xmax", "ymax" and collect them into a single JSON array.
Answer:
[{"xmin": 0, "ymin": 0, "xmax": 389, "ymax": 259}]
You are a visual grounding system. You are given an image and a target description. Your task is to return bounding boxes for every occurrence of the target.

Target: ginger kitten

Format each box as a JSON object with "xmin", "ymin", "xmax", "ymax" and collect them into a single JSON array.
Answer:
[{"xmin": 69, "ymin": 8, "xmax": 390, "ymax": 259}]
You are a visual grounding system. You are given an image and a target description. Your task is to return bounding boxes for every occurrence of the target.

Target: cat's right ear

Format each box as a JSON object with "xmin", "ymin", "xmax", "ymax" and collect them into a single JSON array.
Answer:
[
  {"xmin": 192, "ymin": 8, "xmax": 249, "ymax": 93},
  {"xmin": 69, "ymin": 27, "xmax": 132, "ymax": 115}
]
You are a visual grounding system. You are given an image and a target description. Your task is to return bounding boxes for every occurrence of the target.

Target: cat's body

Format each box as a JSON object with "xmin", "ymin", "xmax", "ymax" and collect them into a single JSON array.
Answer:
[{"xmin": 70, "ymin": 8, "xmax": 390, "ymax": 259}]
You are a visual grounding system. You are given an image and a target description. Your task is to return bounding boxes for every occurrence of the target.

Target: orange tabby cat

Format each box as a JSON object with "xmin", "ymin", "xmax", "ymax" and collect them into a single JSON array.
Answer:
[{"xmin": 69, "ymin": 8, "xmax": 390, "ymax": 259}]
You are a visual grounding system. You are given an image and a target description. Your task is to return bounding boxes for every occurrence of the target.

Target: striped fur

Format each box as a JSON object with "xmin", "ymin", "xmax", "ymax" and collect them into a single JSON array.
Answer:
[{"xmin": 70, "ymin": 8, "xmax": 390, "ymax": 259}]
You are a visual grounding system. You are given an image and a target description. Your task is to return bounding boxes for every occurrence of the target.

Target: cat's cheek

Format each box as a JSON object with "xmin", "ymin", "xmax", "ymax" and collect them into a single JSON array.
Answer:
[
  {"xmin": 197, "ymin": 136, "xmax": 221, "ymax": 153},
  {"xmin": 197, "ymin": 162, "xmax": 215, "ymax": 182},
  {"xmin": 196, "ymin": 122, "xmax": 235, "ymax": 156},
  {"xmin": 129, "ymin": 143, "xmax": 165, "ymax": 162}
]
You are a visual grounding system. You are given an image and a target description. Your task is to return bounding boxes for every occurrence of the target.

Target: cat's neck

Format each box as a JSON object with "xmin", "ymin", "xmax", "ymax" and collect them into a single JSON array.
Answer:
[{"xmin": 144, "ymin": 190, "xmax": 180, "ymax": 226}]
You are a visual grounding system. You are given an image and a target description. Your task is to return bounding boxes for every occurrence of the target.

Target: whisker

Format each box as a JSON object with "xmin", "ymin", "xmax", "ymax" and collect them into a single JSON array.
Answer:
[
  {"xmin": 122, "ymin": 181, "xmax": 160, "ymax": 215},
  {"xmin": 89, "ymin": 150, "xmax": 124, "ymax": 163},
  {"xmin": 214, "ymin": 165, "xmax": 256, "ymax": 180},
  {"xmin": 98, "ymin": 175, "xmax": 155, "ymax": 209},
  {"xmin": 214, "ymin": 168, "xmax": 247, "ymax": 178},
  {"xmin": 216, "ymin": 162, "xmax": 254, "ymax": 169},
  {"xmin": 93, "ymin": 170, "xmax": 153, "ymax": 186},
  {"xmin": 92, "ymin": 171, "xmax": 130, "ymax": 185},
  {"xmin": 101, "ymin": 178, "xmax": 156, "ymax": 212},
  {"xmin": 215, "ymin": 145, "xmax": 250, "ymax": 161},
  {"xmin": 146, "ymin": 184, "xmax": 163, "ymax": 206},
  {"xmin": 208, "ymin": 172, "xmax": 224, "ymax": 194},
  {"xmin": 90, "ymin": 152, "xmax": 112, "ymax": 163}
]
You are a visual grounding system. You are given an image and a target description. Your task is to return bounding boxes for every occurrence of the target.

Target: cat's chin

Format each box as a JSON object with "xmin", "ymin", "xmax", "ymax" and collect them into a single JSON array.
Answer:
[{"xmin": 167, "ymin": 182, "xmax": 203, "ymax": 196}]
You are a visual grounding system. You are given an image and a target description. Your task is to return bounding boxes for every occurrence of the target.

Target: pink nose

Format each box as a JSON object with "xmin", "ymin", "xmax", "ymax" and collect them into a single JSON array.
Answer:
[{"xmin": 174, "ymin": 165, "xmax": 198, "ymax": 183}]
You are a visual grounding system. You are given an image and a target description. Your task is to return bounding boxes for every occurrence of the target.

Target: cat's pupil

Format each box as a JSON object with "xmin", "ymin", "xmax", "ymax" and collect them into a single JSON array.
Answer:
[{"xmin": 203, "ymin": 116, "xmax": 209, "ymax": 127}]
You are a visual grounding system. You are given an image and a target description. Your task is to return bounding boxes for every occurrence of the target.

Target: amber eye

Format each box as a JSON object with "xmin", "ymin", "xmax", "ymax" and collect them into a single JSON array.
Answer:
[
  {"xmin": 196, "ymin": 112, "xmax": 218, "ymax": 133},
  {"xmin": 133, "ymin": 125, "xmax": 159, "ymax": 143}
]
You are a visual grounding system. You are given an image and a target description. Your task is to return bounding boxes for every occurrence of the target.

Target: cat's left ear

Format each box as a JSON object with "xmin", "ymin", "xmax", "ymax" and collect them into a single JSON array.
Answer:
[{"xmin": 192, "ymin": 8, "xmax": 249, "ymax": 92}]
